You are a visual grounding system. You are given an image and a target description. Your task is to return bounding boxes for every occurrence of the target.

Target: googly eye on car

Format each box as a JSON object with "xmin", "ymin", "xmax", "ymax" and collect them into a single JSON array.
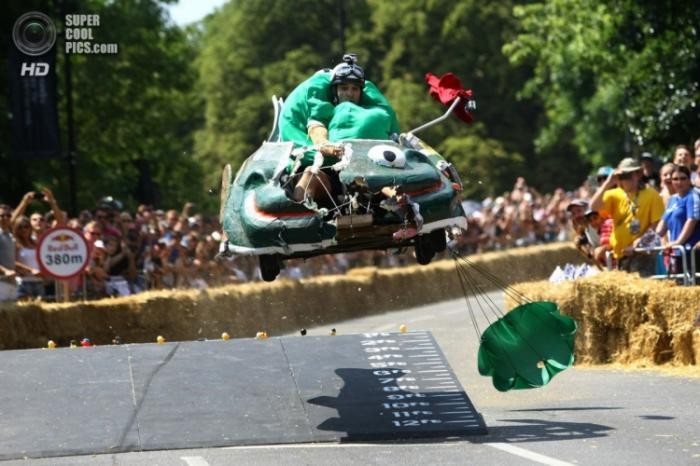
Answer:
[{"xmin": 368, "ymin": 144, "xmax": 406, "ymax": 168}]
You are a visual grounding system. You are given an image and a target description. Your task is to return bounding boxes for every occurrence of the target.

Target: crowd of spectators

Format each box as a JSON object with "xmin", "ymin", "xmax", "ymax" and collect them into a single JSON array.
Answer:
[
  {"xmin": 558, "ymin": 140, "xmax": 700, "ymax": 278},
  {"xmin": 1, "ymin": 138, "xmax": 699, "ymax": 302}
]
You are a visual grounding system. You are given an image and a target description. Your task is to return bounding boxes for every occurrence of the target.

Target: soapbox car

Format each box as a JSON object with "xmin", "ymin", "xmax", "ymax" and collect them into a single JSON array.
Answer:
[{"xmin": 218, "ymin": 95, "xmax": 473, "ymax": 281}]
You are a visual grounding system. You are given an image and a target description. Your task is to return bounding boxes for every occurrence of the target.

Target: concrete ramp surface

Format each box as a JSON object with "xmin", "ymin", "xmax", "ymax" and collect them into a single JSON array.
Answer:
[{"xmin": 0, "ymin": 331, "xmax": 486, "ymax": 460}]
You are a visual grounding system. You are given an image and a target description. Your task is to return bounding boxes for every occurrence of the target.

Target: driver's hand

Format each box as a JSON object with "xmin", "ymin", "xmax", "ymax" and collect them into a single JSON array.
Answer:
[{"xmin": 320, "ymin": 143, "xmax": 343, "ymax": 157}]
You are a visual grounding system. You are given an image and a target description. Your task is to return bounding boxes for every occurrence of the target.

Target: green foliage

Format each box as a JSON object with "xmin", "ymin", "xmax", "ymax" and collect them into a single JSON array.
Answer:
[
  {"xmin": 66, "ymin": 0, "xmax": 203, "ymax": 211},
  {"xmin": 355, "ymin": 0, "xmax": 540, "ymax": 191},
  {"xmin": 439, "ymin": 124, "xmax": 525, "ymax": 199},
  {"xmin": 504, "ymin": 0, "xmax": 700, "ymax": 165},
  {"xmin": 5, "ymin": 0, "xmax": 694, "ymax": 214},
  {"xmin": 194, "ymin": 0, "xmax": 539, "ymax": 199},
  {"xmin": 194, "ymin": 0, "xmax": 349, "ymax": 197},
  {"xmin": 0, "ymin": 0, "xmax": 202, "ymax": 212}
]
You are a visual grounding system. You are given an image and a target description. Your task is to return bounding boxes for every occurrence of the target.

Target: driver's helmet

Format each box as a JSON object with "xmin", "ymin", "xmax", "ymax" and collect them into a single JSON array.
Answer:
[{"xmin": 331, "ymin": 53, "xmax": 365, "ymax": 103}]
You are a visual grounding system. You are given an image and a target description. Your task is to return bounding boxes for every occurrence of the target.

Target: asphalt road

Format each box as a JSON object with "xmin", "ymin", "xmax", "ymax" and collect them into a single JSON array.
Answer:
[{"xmin": 3, "ymin": 293, "xmax": 699, "ymax": 465}]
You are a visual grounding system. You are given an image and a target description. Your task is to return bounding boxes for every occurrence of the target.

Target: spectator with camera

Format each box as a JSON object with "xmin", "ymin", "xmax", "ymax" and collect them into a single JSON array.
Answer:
[
  {"xmin": 584, "ymin": 209, "xmax": 613, "ymax": 267},
  {"xmin": 590, "ymin": 157, "xmax": 665, "ymax": 276},
  {"xmin": 565, "ymin": 199, "xmax": 591, "ymax": 259},
  {"xmin": 94, "ymin": 197, "xmax": 122, "ymax": 238},
  {"xmin": 103, "ymin": 235, "xmax": 136, "ymax": 297},
  {"xmin": 11, "ymin": 188, "xmax": 66, "ymax": 238}
]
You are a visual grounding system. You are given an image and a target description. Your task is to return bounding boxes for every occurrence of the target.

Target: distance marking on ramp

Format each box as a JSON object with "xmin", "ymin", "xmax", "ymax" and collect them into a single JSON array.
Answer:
[{"xmin": 360, "ymin": 331, "xmax": 485, "ymax": 430}]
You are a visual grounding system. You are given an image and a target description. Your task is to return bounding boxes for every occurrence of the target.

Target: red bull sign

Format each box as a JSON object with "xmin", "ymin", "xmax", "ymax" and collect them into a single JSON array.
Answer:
[{"xmin": 37, "ymin": 227, "xmax": 90, "ymax": 279}]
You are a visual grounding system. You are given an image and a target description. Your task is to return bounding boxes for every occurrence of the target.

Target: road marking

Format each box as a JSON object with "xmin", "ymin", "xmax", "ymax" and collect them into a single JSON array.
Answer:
[
  {"xmin": 486, "ymin": 443, "xmax": 575, "ymax": 466},
  {"xmin": 181, "ymin": 456, "xmax": 210, "ymax": 466}
]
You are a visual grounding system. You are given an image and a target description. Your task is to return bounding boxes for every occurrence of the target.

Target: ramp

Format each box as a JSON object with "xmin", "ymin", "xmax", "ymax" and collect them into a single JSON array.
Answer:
[{"xmin": 0, "ymin": 331, "xmax": 486, "ymax": 460}]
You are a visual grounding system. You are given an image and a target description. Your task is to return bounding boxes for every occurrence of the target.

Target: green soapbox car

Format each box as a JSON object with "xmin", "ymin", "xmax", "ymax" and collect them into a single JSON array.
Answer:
[{"xmin": 218, "ymin": 95, "xmax": 473, "ymax": 281}]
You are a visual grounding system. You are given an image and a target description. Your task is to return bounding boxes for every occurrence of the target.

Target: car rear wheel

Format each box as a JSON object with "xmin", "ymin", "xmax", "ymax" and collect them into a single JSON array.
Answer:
[
  {"xmin": 259, "ymin": 254, "xmax": 281, "ymax": 282},
  {"xmin": 414, "ymin": 235, "xmax": 435, "ymax": 265},
  {"xmin": 429, "ymin": 229, "xmax": 447, "ymax": 253}
]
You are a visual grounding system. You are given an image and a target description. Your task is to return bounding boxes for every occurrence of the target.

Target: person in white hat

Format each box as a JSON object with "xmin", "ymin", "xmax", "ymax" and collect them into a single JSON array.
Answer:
[{"xmin": 590, "ymin": 157, "xmax": 664, "ymax": 276}]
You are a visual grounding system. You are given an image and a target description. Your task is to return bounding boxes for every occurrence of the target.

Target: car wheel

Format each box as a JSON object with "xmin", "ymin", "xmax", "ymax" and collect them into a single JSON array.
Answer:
[
  {"xmin": 259, "ymin": 254, "xmax": 281, "ymax": 282},
  {"xmin": 429, "ymin": 229, "xmax": 447, "ymax": 253},
  {"xmin": 415, "ymin": 235, "xmax": 435, "ymax": 265}
]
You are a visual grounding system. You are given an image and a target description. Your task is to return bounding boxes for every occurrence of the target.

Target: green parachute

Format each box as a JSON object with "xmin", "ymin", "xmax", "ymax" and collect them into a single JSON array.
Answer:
[
  {"xmin": 452, "ymin": 254, "xmax": 577, "ymax": 392},
  {"xmin": 477, "ymin": 301, "xmax": 577, "ymax": 392}
]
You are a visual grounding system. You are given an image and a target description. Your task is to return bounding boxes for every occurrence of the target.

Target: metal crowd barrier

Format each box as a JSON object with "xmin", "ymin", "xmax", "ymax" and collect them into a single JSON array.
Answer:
[{"xmin": 605, "ymin": 245, "xmax": 696, "ymax": 286}]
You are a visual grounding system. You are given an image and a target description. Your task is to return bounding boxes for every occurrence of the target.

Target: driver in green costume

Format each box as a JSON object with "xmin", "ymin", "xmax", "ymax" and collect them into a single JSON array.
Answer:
[{"xmin": 279, "ymin": 54, "xmax": 400, "ymax": 203}]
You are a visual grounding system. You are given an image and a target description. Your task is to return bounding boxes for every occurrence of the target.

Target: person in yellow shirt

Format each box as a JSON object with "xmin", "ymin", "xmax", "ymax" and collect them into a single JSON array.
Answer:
[{"xmin": 590, "ymin": 157, "xmax": 665, "ymax": 276}]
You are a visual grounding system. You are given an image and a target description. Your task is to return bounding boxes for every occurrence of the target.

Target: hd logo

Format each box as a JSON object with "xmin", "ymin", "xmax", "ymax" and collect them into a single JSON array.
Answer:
[{"xmin": 20, "ymin": 62, "xmax": 50, "ymax": 77}]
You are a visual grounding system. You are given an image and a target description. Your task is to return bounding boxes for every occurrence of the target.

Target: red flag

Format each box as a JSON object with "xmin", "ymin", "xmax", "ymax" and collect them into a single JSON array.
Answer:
[{"xmin": 425, "ymin": 72, "xmax": 474, "ymax": 123}]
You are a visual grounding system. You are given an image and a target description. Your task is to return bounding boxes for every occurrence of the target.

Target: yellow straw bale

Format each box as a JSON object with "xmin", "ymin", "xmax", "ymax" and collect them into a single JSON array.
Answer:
[{"xmin": 514, "ymin": 271, "xmax": 699, "ymax": 367}]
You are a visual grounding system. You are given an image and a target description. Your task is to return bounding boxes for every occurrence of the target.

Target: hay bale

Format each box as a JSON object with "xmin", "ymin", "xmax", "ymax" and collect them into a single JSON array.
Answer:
[
  {"xmin": 0, "ymin": 242, "xmax": 583, "ymax": 350},
  {"xmin": 513, "ymin": 272, "xmax": 700, "ymax": 367}
]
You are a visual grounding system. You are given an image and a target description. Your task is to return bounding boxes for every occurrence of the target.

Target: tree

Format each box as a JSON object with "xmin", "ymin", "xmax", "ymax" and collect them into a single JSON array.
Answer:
[
  {"xmin": 354, "ymin": 0, "xmax": 543, "ymax": 196},
  {"xmin": 504, "ymin": 0, "xmax": 700, "ymax": 165},
  {"xmin": 0, "ymin": 0, "xmax": 203, "ymax": 212}
]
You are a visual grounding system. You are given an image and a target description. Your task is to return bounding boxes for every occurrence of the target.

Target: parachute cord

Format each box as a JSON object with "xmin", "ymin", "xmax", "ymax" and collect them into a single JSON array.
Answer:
[
  {"xmin": 461, "ymin": 255, "xmax": 533, "ymax": 304},
  {"xmin": 461, "ymin": 260, "xmax": 554, "ymax": 363},
  {"xmin": 455, "ymin": 254, "xmax": 526, "ymax": 304},
  {"xmin": 453, "ymin": 256, "xmax": 482, "ymax": 339},
  {"xmin": 453, "ymin": 253, "xmax": 532, "ymax": 305},
  {"xmin": 454, "ymin": 258, "xmax": 501, "ymax": 322},
  {"xmin": 451, "ymin": 252, "xmax": 560, "ymax": 369},
  {"xmin": 459, "ymin": 261, "xmax": 506, "ymax": 320}
]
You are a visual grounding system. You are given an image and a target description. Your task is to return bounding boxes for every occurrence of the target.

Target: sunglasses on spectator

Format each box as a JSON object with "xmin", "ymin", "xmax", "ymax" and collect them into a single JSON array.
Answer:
[
  {"xmin": 0, "ymin": 213, "xmax": 10, "ymax": 218},
  {"xmin": 87, "ymin": 230, "xmax": 101, "ymax": 236},
  {"xmin": 671, "ymin": 176, "xmax": 689, "ymax": 181},
  {"xmin": 618, "ymin": 172, "xmax": 634, "ymax": 180}
]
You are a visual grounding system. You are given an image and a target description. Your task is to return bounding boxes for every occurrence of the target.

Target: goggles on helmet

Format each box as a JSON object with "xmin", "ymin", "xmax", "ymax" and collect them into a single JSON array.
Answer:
[{"xmin": 333, "ymin": 63, "xmax": 364, "ymax": 81}]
